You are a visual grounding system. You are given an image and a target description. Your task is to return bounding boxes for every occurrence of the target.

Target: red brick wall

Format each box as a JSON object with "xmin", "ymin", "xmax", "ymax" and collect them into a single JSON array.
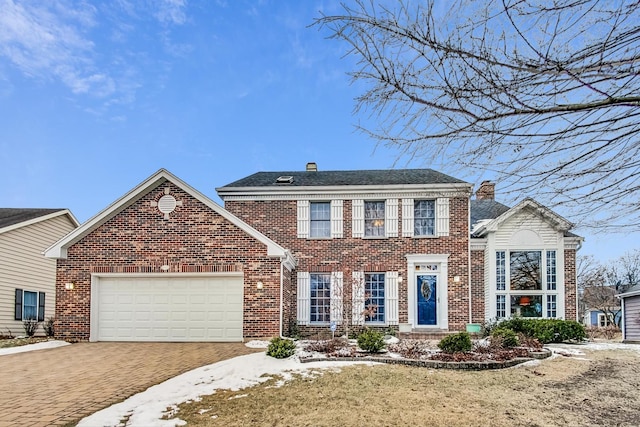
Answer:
[
  {"xmin": 564, "ymin": 249, "xmax": 578, "ymax": 321},
  {"xmin": 55, "ymin": 180, "xmax": 283, "ymax": 341},
  {"xmin": 470, "ymin": 249, "xmax": 485, "ymax": 324},
  {"xmin": 225, "ymin": 197, "xmax": 471, "ymax": 332}
]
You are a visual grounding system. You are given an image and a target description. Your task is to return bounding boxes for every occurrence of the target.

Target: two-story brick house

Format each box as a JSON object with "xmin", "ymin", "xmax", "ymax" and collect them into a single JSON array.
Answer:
[
  {"xmin": 46, "ymin": 166, "xmax": 581, "ymax": 342},
  {"xmin": 217, "ymin": 163, "xmax": 582, "ymax": 337}
]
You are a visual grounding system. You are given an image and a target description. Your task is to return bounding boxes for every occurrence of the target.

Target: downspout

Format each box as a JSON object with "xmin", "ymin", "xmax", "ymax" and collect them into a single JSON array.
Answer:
[
  {"xmin": 468, "ymin": 199, "xmax": 473, "ymax": 325},
  {"xmin": 279, "ymin": 259, "xmax": 285, "ymax": 339}
]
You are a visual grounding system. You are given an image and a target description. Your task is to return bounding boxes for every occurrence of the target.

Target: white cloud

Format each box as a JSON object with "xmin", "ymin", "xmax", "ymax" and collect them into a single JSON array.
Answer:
[
  {"xmin": 154, "ymin": 0, "xmax": 187, "ymax": 25},
  {"xmin": 0, "ymin": 0, "xmax": 100, "ymax": 91},
  {"xmin": 0, "ymin": 0, "xmax": 189, "ymax": 106}
]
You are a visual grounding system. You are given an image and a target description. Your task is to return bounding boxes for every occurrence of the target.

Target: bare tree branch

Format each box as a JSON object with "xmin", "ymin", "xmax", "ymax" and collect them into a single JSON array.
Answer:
[{"xmin": 315, "ymin": 0, "xmax": 640, "ymax": 230}]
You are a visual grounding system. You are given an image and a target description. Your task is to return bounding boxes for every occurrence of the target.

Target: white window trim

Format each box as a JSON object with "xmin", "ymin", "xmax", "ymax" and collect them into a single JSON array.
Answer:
[{"xmin": 490, "ymin": 249, "xmax": 564, "ymax": 319}]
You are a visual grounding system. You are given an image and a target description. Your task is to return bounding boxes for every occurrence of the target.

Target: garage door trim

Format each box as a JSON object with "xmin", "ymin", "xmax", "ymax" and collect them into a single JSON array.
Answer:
[{"xmin": 90, "ymin": 272, "xmax": 244, "ymax": 342}]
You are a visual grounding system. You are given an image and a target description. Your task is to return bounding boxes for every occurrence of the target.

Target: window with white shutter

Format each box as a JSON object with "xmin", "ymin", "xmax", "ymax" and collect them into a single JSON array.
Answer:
[
  {"xmin": 436, "ymin": 198, "xmax": 450, "ymax": 237},
  {"xmin": 402, "ymin": 198, "xmax": 414, "ymax": 237},
  {"xmin": 385, "ymin": 198, "xmax": 398, "ymax": 237},
  {"xmin": 352, "ymin": 200, "xmax": 364, "ymax": 238},
  {"xmin": 330, "ymin": 272, "xmax": 343, "ymax": 323},
  {"xmin": 297, "ymin": 272, "xmax": 310, "ymax": 325},
  {"xmin": 352, "ymin": 271, "xmax": 365, "ymax": 325},
  {"xmin": 331, "ymin": 200, "xmax": 344, "ymax": 238},
  {"xmin": 297, "ymin": 201, "xmax": 309, "ymax": 238},
  {"xmin": 386, "ymin": 272, "xmax": 399, "ymax": 325}
]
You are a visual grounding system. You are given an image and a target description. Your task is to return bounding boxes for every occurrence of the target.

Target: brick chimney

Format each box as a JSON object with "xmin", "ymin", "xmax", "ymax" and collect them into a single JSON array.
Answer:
[
  {"xmin": 476, "ymin": 181, "xmax": 495, "ymax": 200},
  {"xmin": 306, "ymin": 162, "xmax": 318, "ymax": 172}
]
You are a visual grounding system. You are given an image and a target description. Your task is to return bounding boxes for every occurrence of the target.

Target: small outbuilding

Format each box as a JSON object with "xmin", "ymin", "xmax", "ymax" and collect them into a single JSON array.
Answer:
[{"xmin": 618, "ymin": 285, "xmax": 640, "ymax": 343}]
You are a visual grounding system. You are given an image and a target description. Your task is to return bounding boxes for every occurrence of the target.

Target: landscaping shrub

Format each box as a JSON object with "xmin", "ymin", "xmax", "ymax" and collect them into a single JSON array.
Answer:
[
  {"xmin": 266, "ymin": 337, "xmax": 297, "ymax": 359},
  {"xmin": 43, "ymin": 317, "xmax": 55, "ymax": 337},
  {"xmin": 491, "ymin": 328, "xmax": 519, "ymax": 348},
  {"xmin": 438, "ymin": 332, "xmax": 472, "ymax": 353},
  {"xmin": 304, "ymin": 338, "xmax": 349, "ymax": 354},
  {"xmin": 480, "ymin": 318, "xmax": 500, "ymax": 338},
  {"xmin": 496, "ymin": 318, "xmax": 586, "ymax": 343},
  {"xmin": 357, "ymin": 329, "xmax": 386, "ymax": 353},
  {"xmin": 22, "ymin": 319, "xmax": 40, "ymax": 337}
]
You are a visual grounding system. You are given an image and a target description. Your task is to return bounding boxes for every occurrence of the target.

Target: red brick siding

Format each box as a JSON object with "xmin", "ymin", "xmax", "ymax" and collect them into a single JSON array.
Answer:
[
  {"xmin": 226, "ymin": 197, "xmax": 471, "ymax": 332},
  {"xmin": 564, "ymin": 249, "xmax": 577, "ymax": 321},
  {"xmin": 55, "ymin": 180, "xmax": 283, "ymax": 341},
  {"xmin": 470, "ymin": 249, "xmax": 485, "ymax": 323}
]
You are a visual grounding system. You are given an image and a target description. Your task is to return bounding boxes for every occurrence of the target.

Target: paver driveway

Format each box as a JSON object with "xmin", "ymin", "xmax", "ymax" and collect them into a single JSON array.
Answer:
[{"xmin": 0, "ymin": 342, "xmax": 261, "ymax": 427}]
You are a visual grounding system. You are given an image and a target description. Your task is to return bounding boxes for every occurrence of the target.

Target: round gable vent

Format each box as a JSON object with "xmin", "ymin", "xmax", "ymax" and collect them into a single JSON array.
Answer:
[{"xmin": 158, "ymin": 194, "xmax": 177, "ymax": 214}]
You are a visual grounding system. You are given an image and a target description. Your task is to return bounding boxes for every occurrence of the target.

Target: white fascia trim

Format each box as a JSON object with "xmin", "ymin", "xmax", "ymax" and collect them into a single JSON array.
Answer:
[
  {"xmin": 470, "ymin": 238, "xmax": 487, "ymax": 250},
  {"xmin": 45, "ymin": 169, "xmax": 290, "ymax": 259},
  {"xmin": 618, "ymin": 289, "xmax": 640, "ymax": 298},
  {"xmin": 217, "ymin": 183, "xmax": 473, "ymax": 199},
  {"xmin": 0, "ymin": 209, "xmax": 79, "ymax": 236},
  {"xmin": 476, "ymin": 198, "xmax": 574, "ymax": 235},
  {"xmin": 564, "ymin": 236, "xmax": 584, "ymax": 250}
]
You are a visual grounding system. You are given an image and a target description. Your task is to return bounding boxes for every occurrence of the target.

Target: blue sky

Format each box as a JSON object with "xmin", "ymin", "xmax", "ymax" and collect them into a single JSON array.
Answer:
[{"xmin": 0, "ymin": 0, "xmax": 635, "ymax": 264}]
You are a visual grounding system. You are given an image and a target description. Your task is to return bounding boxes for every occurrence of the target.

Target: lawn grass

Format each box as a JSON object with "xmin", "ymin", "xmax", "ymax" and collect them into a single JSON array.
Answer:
[{"xmin": 175, "ymin": 349, "xmax": 640, "ymax": 426}]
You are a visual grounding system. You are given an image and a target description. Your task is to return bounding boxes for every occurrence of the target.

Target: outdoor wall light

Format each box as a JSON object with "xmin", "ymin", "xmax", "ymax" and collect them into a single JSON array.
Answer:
[
  {"xmin": 453, "ymin": 276, "xmax": 461, "ymax": 283},
  {"xmin": 256, "ymin": 281, "xmax": 264, "ymax": 290},
  {"xmin": 160, "ymin": 265, "xmax": 170, "ymax": 271},
  {"xmin": 397, "ymin": 276, "xmax": 403, "ymax": 283},
  {"xmin": 64, "ymin": 283, "xmax": 74, "ymax": 290}
]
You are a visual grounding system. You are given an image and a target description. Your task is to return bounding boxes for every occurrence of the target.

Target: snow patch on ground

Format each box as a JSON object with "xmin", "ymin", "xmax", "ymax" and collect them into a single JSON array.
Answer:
[
  {"xmin": 244, "ymin": 340, "xmax": 270, "ymax": 349},
  {"xmin": 77, "ymin": 351, "xmax": 376, "ymax": 427},
  {"xmin": 0, "ymin": 340, "xmax": 70, "ymax": 356},
  {"xmin": 78, "ymin": 339, "xmax": 640, "ymax": 427}
]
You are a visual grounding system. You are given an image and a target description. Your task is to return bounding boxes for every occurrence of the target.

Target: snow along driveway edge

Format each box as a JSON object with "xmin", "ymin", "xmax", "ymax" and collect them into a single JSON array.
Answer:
[{"xmin": 77, "ymin": 351, "xmax": 377, "ymax": 427}]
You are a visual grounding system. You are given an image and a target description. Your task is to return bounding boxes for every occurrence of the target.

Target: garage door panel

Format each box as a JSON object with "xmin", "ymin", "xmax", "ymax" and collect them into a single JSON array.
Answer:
[{"xmin": 96, "ymin": 275, "xmax": 243, "ymax": 342}]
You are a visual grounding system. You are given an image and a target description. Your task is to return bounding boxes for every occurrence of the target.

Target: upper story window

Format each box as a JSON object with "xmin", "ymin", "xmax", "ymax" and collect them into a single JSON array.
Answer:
[
  {"xmin": 310, "ymin": 202, "xmax": 331, "ymax": 238},
  {"xmin": 414, "ymin": 200, "xmax": 435, "ymax": 236},
  {"xmin": 401, "ymin": 198, "xmax": 449, "ymax": 238},
  {"xmin": 297, "ymin": 200, "xmax": 343, "ymax": 239},
  {"xmin": 365, "ymin": 201, "xmax": 385, "ymax": 237}
]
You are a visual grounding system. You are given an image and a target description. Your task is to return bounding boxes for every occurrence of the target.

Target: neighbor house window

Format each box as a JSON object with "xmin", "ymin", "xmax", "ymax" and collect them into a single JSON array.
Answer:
[
  {"xmin": 14, "ymin": 289, "xmax": 45, "ymax": 321},
  {"xmin": 364, "ymin": 201, "xmax": 385, "ymax": 237},
  {"xmin": 310, "ymin": 202, "xmax": 331, "ymax": 238},
  {"xmin": 364, "ymin": 273, "xmax": 385, "ymax": 323},
  {"xmin": 414, "ymin": 200, "xmax": 435, "ymax": 236},
  {"xmin": 495, "ymin": 250, "xmax": 559, "ymax": 318},
  {"xmin": 310, "ymin": 273, "xmax": 331, "ymax": 323}
]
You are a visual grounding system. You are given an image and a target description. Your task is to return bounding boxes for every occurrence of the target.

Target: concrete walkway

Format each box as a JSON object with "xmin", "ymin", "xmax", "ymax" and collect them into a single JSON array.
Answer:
[{"xmin": 0, "ymin": 342, "xmax": 261, "ymax": 427}]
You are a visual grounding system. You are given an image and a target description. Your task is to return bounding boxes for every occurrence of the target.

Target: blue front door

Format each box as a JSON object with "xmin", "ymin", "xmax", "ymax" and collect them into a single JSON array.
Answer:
[{"xmin": 417, "ymin": 274, "xmax": 437, "ymax": 325}]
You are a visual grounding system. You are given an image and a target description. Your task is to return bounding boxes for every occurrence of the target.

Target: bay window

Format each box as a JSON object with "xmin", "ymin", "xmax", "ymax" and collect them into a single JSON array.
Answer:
[{"xmin": 495, "ymin": 250, "xmax": 558, "ymax": 318}]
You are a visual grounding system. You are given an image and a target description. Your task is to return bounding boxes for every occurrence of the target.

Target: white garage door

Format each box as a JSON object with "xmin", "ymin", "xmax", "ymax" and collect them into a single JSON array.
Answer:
[{"xmin": 94, "ymin": 275, "xmax": 243, "ymax": 342}]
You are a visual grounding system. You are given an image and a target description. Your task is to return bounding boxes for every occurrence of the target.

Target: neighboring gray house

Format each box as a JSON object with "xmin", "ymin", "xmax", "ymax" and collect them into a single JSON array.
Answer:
[
  {"xmin": 0, "ymin": 209, "xmax": 78, "ymax": 336},
  {"xmin": 619, "ymin": 285, "xmax": 640, "ymax": 342}
]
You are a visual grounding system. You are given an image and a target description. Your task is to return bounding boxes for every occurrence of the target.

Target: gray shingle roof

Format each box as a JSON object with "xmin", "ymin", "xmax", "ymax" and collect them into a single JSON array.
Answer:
[
  {"xmin": 470, "ymin": 199, "xmax": 511, "ymax": 225},
  {"xmin": 220, "ymin": 169, "xmax": 468, "ymax": 188},
  {"xmin": 0, "ymin": 208, "xmax": 64, "ymax": 229}
]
